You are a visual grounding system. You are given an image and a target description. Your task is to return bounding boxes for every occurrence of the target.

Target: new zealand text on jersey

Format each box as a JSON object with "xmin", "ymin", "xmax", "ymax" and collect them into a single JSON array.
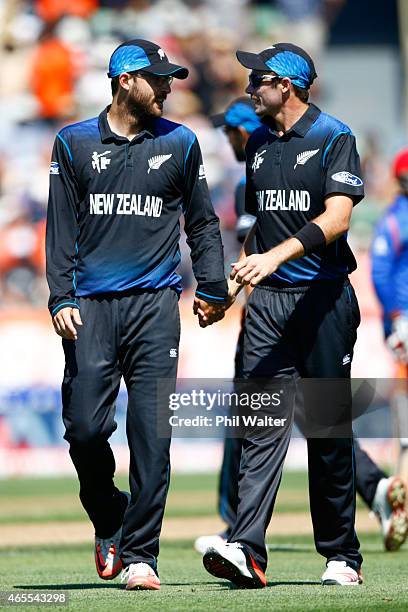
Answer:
[
  {"xmin": 90, "ymin": 193, "xmax": 163, "ymax": 217},
  {"xmin": 256, "ymin": 189, "xmax": 310, "ymax": 212}
]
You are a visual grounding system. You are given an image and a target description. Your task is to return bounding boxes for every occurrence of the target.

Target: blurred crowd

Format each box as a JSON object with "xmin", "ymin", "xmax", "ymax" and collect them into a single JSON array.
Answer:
[{"xmin": 0, "ymin": 0, "xmax": 399, "ymax": 308}]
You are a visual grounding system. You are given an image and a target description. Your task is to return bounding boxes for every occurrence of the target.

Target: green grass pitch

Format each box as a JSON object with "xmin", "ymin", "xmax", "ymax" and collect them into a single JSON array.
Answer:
[
  {"xmin": 0, "ymin": 472, "xmax": 407, "ymax": 611},
  {"xmin": 2, "ymin": 537, "xmax": 408, "ymax": 611}
]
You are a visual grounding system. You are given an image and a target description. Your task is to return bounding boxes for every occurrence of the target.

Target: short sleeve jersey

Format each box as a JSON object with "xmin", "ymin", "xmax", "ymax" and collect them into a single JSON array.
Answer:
[{"xmin": 245, "ymin": 103, "xmax": 364, "ymax": 283}]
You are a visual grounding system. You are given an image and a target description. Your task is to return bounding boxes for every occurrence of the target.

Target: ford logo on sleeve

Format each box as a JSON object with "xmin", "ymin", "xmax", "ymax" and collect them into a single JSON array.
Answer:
[
  {"xmin": 49, "ymin": 161, "xmax": 60, "ymax": 175},
  {"xmin": 331, "ymin": 171, "xmax": 363, "ymax": 187}
]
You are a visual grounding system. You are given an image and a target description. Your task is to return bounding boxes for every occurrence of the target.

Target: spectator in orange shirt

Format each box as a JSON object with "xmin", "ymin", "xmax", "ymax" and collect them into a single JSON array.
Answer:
[
  {"xmin": 31, "ymin": 24, "xmax": 76, "ymax": 121},
  {"xmin": 35, "ymin": 0, "xmax": 97, "ymax": 23}
]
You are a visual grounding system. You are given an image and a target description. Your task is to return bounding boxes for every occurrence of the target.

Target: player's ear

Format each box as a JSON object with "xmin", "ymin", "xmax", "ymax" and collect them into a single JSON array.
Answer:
[
  {"xmin": 280, "ymin": 77, "xmax": 291, "ymax": 94},
  {"xmin": 118, "ymin": 72, "xmax": 133, "ymax": 92}
]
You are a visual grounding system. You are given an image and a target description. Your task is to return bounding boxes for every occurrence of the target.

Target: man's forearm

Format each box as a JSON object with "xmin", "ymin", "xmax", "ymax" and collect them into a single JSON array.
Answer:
[
  {"xmin": 310, "ymin": 194, "xmax": 353, "ymax": 244},
  {"xmin": 229, "ymin": 222, "xmax": 258, "ymax": 299},
  {"xmin": 270, "ymin": 236, "xmax": 305, "ymax": 266},
  {"xmin": 311, "ymin": 215, "xmax": 348, "ymax": 244},
  {"xmin": 231, "ymin": 195, "xmax": 353, "ymax": 288},
  {"xmin": 186, "ymin": 218, "xmax": 229, "ymax": 302},
  {"xmin": 269, "ymin": 199, "xmax": 351, "ymax": 269}
]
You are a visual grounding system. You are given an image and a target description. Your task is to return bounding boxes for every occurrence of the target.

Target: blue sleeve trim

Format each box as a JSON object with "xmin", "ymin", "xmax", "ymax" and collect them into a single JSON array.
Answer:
[
  {"xmin": 322, "ymin": 131, "xmax": 349, "ymax": 168},
  {"xmin": 183, "ymin": 137, "xmax": 196, "ymax": 175},
  {"xmin": 196, "ymin": 291, "xmax": 226, "ymax": 302},
  {"xmin": 57, "ymin": 133, "xmax": 73, "ymax": 162},
  {"xmin": 52, "ymin": 301, "xmax": 79, "ymax": 316}
]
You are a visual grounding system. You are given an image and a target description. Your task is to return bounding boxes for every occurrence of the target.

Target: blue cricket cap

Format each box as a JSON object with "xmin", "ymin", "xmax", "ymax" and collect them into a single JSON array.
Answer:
[
  {"xmin": 108, "ymin": 39, "xmax": 189, "ymax": 79},
  {"xmin": 236, "ymin": 42, "xmax": 317, "ymax": 89},
  {"xmin": 210, "ymin": 97, "xmax": 261, "ymax": 134}
]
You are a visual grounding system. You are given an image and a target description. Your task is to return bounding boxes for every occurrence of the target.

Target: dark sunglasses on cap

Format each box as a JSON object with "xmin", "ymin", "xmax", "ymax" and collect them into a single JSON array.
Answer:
[{"xmin": 248, "ymin": 72, "xmax": 297, "ymax": 88}]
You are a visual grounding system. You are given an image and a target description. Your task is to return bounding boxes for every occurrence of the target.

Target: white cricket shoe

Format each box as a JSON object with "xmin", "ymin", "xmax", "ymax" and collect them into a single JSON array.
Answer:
[
  {"xmin": 321, "ymin": 561, "xmax": 362, "ymax": 586},
  {"xmin": 372, "ymin": 476, "xmax": 408, "ymax": 551},
  {"xmin": 94, "ymin": 491, "xmax": 130, "ymax": 580},
  {"xmin": 194, "ymin": 533, "xmax": 227, "ymax": 554},
  {"xmin": 121, "ymin": 563, "xmax": 161, "ymax": 590},
  {"xmin": 203, "ymin": 541, "xmax": 266, "ymax": 589}
]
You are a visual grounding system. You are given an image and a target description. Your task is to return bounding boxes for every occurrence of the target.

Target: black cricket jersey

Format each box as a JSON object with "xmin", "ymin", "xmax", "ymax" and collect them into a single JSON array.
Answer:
[
  {"xmin": 46, "ymin": 107, "xmax": 228, "ymax": 316},
  {"xmin": 245, "ymin": 103, "xmax": 364, "ymax": 283}
]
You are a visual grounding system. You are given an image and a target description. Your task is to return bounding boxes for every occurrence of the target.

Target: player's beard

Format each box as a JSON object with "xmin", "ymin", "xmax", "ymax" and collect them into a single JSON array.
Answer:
[{"xmin": 126, "ymin": 85, "xmax": 163, "ymax": 120}]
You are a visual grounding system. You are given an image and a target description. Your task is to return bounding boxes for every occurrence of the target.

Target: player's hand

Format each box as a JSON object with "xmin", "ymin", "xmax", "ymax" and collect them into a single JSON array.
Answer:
[
  {"xmin": 52, "ymin": 307, "xmax": 83, "ymax": 340},
  {"xmin": 193, "ymin": 297, "xmax": 226, "ymax": 328},
  {"xmin": 227, "ymin": 280, "xmax": 238, "ymax": 306},
  {"xmin": 230, "ymin": 252, "xmax": 279, "ymax": 287},
  {"xmin": 387, "ymin": 316, "xmax": 408, "ymax": 363}
]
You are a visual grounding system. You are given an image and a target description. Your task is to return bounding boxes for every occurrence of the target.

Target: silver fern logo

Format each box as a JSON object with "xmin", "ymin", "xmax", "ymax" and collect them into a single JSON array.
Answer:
[
  {"xmin": 147, "ymin": 154, "xmax": 172, "ymax": 174},
  {"xmin": 294, "ymin": 149, "xmax": 319, "ymax": 170}
]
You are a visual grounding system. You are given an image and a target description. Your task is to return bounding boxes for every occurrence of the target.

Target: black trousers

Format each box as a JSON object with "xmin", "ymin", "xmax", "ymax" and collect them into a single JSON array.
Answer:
[
  {"xmin": 219, "ymin": 437, "xmax": 386, "ymax": 536},
  {"xmin": 61, "ymin": 288, "xmax": 180, "ymax": 570},
  {"xmin": 219, "ymin": 313, "xmax": 386, "ymax": 531},
  {"xmin": 228, "ymin": 280, "xmax": 364, "ymax": 572}
]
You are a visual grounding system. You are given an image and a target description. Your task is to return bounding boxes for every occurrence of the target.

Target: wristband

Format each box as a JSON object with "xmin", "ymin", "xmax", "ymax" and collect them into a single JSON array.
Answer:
[
  {"xmin": 293, "ymin": 222, "xmax": 326, "ymax": 255},
  {"xmin": 196, "ymin": 279, "xmax": 229, "ymax": 304}
]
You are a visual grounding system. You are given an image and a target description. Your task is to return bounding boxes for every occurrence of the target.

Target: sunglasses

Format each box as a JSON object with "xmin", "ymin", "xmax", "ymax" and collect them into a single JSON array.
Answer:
[
  {"xmin": 136, "ymin": 72, "xmax": 174, "ymax": 86},
  {"xmin": 140, "ymin": 72, "xmax": 174, "ymax": 85},
  {"xmin": 248, "ymin": 73, "xmax": 281, "ymax": 88}
]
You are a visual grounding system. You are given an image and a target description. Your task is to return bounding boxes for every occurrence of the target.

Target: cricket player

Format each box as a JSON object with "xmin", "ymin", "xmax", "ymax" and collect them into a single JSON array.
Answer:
[
  {"xmin": 372, "ymin": 148, "xmax": 408, "ymax": 489},
  {"xmin": 195, "ymin": 100, "xmax": 408, "ymax": 557},
  {"xmin": 201, "ymin": 42, "xmax": 365, "ymax": 587},
  {"xmin": 195, "ymin": 98, "xmax": 258, "ymax": 551},
  {"xmin": 46, "ymin": 39, "xmax": 227, "ymax": 591}
]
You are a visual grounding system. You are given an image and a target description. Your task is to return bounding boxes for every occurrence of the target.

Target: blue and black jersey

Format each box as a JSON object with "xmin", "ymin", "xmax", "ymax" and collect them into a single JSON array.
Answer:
[
  {"xmin": 46, "ymin": 107, "xmax": 228, "ymax": 316},
  {"xmin": 245, "ymin": 103, "xmax": 364, "ymax": 284},
  {"xmin": 371, "ymin": 194, "xmax": 408, "ymax": 336}
]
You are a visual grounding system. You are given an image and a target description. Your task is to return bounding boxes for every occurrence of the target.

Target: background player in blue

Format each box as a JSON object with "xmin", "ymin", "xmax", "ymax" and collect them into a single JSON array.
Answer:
[
  {"xmin": 202, "ymin": 42, "xmax": 365, "ymax": 588},
  {"xmin": 372, "ymin": 148, "xmax": 408, "ymax": 492},
  {"xmin": 195, "ymin": 98, "xmax": 407, "ymax": 557},
  {"xmin": 46, "ymin": 39, "xmax": 228, "ymax": 591},
  {"xmin": 210, "ymin": 97, "xmax": 259, "ymax": 244}
]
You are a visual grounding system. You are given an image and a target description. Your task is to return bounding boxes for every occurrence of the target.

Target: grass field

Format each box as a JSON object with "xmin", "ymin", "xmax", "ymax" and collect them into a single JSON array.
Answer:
[{"xmin": 0, "ymin": 471, "xmax": 407, "ymax": 611}]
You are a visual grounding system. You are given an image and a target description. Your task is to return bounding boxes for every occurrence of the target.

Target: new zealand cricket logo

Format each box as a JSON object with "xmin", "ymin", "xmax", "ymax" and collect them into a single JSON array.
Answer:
[
  {"xmin": 252, "ymin": 150, "xmax": 266, "ymax": 173},
  {"xmin": 92, "ymin": 151, "xmax": 111, "ymax": 173}
]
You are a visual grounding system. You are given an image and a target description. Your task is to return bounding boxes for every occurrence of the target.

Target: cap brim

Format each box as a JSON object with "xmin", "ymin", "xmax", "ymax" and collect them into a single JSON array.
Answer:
[
  {"xmin": 210, "ymin": 112, "xmax": 227, "ymax": 128},
  {"xmin": 236, "ymin": 50, "xmax": 270, "ymax": 71},
  {"xmin": 142, "ymin": 62, "xmax": 189, "ymax": 79}
]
